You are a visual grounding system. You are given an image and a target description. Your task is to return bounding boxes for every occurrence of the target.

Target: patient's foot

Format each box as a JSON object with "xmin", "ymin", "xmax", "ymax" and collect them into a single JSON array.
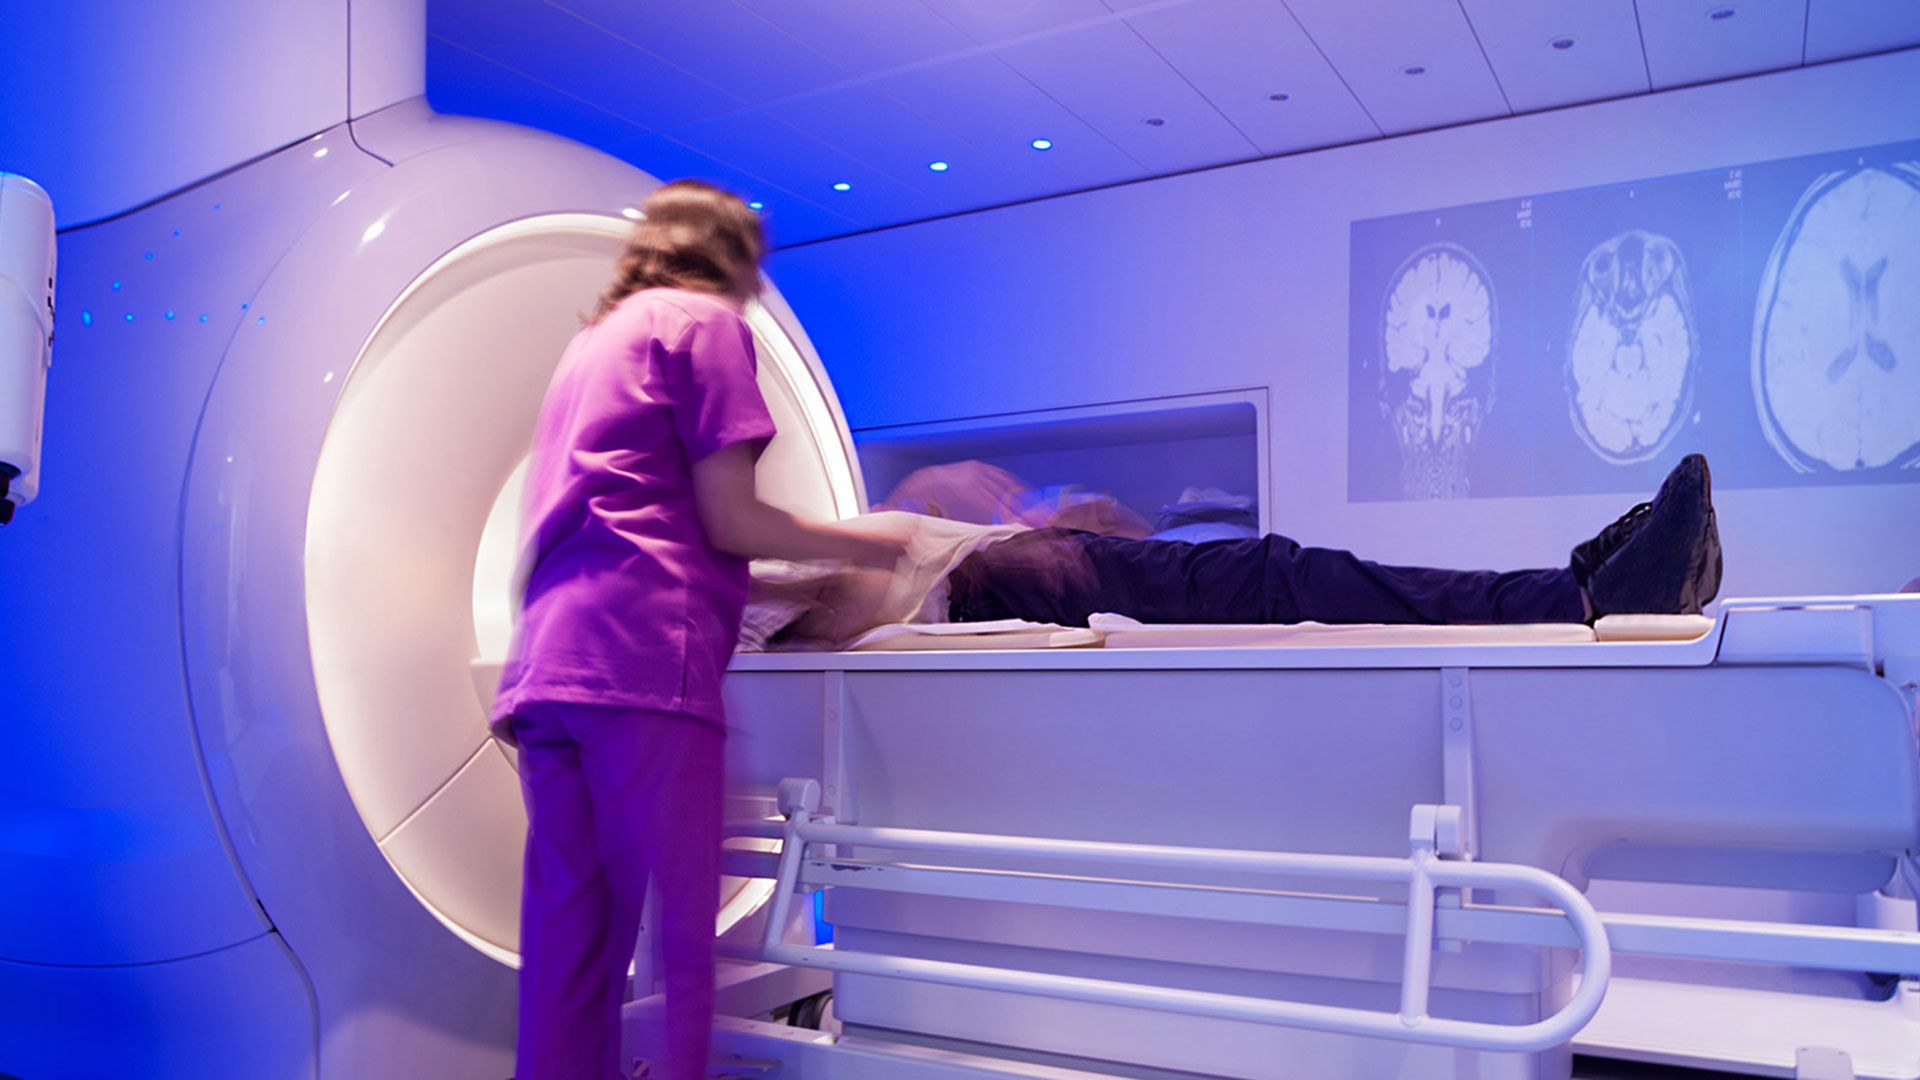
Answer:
[{"xmin": 1585, "ymin": 454, "xmax": 1722, "ymax": 617}]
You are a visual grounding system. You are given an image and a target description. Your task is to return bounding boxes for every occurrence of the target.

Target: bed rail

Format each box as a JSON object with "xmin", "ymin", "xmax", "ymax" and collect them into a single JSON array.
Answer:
[{"xmin": 728, "ymin": 778, "xmax": 1613, "ymax": 1055}]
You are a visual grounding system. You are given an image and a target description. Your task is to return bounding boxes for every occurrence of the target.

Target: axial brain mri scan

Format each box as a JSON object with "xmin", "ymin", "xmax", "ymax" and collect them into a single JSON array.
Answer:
[
  {"xmin": 1380, "ymin": 243, "xmax": 1496, "ymax": 498},
  {"xmin": 1754, "ymin": 163, "xmax": 1920, "ymax": 473},
  {"xmin": 1566, "ymin": 229, "xmax": 1697, "ymax": 464}
]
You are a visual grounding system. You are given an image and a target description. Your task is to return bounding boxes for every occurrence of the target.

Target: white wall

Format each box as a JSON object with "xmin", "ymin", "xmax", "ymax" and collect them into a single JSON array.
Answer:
[
  {"xmin": 769, "ymin": 49, "xmax": 1920, "ymax": 601},
  {"xmin": 0, "ymin": 0, "xmax": 424, "ymax": 228}
]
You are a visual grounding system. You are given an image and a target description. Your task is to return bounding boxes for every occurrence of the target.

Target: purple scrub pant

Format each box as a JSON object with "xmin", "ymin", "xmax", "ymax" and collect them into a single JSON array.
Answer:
[
  {"xmin": 948, "ymin": 530, "xmax": 1586, "ymax": 627},
  {"xmin": 512, "ymin": 703, "xmax": 723, "ymax": 1080}
]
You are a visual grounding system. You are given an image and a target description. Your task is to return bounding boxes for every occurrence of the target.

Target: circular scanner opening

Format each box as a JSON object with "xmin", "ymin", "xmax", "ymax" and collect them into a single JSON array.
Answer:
[{"xmin": 307, "ymin": 213, "xmax": 855, "ymax": 966}]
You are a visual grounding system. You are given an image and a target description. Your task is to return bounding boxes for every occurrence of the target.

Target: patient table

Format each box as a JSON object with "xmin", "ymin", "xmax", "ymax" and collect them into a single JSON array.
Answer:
[{"xmin": 627, "ymin": 594, "xmax": 1920, "ymax": 1079}]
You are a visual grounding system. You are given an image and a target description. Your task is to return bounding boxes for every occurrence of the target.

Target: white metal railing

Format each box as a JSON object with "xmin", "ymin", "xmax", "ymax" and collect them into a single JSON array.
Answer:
[{"xmin": 734, "ymin": 778, "xmax": 1612, "ymax": 1054}]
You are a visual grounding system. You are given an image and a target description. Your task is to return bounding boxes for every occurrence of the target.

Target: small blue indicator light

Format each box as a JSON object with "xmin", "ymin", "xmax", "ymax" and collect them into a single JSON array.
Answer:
[
  {"xmin": 257, "ymin": 316, "xmax": 266, "ymax": 325},
  {"xmin": 200, "ymin": 314, "xmax": 210, "ymax": 323},
  {"xmin": 145, "ymin": 252, "xmax": 154, "ymax": 260},
  {"xmin": 165, "ymin": 311, "xmax": 175, "ymax": 320},
  {"xmin": 832, "ymin": 182, "xmax": 851, "ymax": 192},
  {"xmin": 173, "ymin": 230, "xmax": 181, "ymax": 237},
  {"xmin": 81, "ymin": 310, "xmax": 93, "ymax": 326},
  {"xmin": 241, "ymin": 302, "xmax": 249, "ymax": 310},
  {"xmin": 112, "ymin": 281, "xmax": 122, "ymax": 290},
  {"xmin": 213, "ymin": 203, "xmax": 222, "ymax": 211},
  {"xmin": 748, "ymin": 201, "xmax": 764, "ymax": 211},
  {"xmin": 125, "ymin": 313, "xmax": 134, "ymax": 322},
  {"xmin": 1031, "ymin": 138, "xmax": 1053, "ymax": 150},
  {"xmin": 929, "ymin": 161, "xmax": 950, "ymax": 172}
]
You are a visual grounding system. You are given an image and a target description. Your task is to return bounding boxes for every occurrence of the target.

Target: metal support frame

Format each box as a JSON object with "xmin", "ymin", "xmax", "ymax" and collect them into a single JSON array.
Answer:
[{"xmin": 743, "ymin": 779, "xmax": 1612, "ymax": 1054}]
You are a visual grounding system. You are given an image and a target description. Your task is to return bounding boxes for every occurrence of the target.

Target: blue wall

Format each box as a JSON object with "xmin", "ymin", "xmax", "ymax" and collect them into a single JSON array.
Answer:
[{"xmin": 768, "ymin": 49, "xmax": 1920, "ymax": 600}]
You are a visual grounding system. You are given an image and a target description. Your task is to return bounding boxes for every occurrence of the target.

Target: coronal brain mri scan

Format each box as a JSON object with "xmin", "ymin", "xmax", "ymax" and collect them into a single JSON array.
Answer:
[
  {"xmin": 1754, "ymin": 162, "xmax": 1920, "ymax": 472},
  {"xmin": 1379, "ymin": 242, "xmax": 1496, "ymax": 498},
  {"xmin": 1567, "ymin": 230, "xmax": 1696, "ymax": 464}
]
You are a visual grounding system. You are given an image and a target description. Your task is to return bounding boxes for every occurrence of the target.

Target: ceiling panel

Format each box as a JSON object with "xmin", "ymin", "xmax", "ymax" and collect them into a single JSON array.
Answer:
[
  {"xmin": 874, "ymin": 52, "xmax": 1150, "ymax": 190},
  {"xmin": 427, "ymin": 0, "xmax": 737, "ymax": 130},
  {"xmin": 1280, "ymin": 0, "xmax": 1512, "ymax": 135},
  {"xmin": 766, "ymin": 84, "xmax": 1041, "ymax": 213},
  {"xmin": 664, "ymin": 109, "xmax": 941, "ymax": 229},
  {"xmin": 607, "ymin": 134, "xmax": 859, "ymax": 246},
  {"xmin": 425, "ymin": 35, "xmax": 644, "ymax": 148},
  {"xmin": 1637, "ymin": 0, "xmax": 1807, "ymax": 90},
  {"xmin": 736, "ymin": 0, "xmax": 974, "ymax": 74},
  {"xmin": 1458, "ymin": 0, "xmax": 1648, "ymax": 113},
  {"xmin": 919, "ymin": 0, "xmax": 1114, "ymax": 42},
  {"xmin": 1804, "ymin": 0, "xmax": 1920, "ymax": 63},
  {"xmin": 551, "ymin": 0, "xmax": 848, "ymax": 101},
  {"xmin": 1124, "ymin": 0, "xmax": 1379, "ymax": 157},
  {"xmin": 996, "ymin": 20, "xmax": 1261, "ymax": 174}
]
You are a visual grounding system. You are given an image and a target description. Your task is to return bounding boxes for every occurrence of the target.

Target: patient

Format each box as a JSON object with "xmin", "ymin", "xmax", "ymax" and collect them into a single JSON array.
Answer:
[{"xmin": 751, "ymin": 455, "xmax": 1723, "ymax": 649}]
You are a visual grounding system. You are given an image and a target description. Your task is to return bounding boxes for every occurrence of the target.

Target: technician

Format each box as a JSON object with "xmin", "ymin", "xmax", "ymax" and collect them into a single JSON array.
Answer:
[{"xmin": 490, "ymin": 180, "xmax": 904, "ymax": 1080}]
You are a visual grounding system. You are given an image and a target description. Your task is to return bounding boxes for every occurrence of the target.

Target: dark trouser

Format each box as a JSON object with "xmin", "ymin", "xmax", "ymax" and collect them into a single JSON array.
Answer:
[{"xmin": 947, "ymin": 530, "xmax": 1586, "ymax": 627}]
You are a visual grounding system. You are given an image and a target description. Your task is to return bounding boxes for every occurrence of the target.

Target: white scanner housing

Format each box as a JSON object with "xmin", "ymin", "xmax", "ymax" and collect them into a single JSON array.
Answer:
[{"xmin": 0, "ymin": 173, "xmax": 55, "ymax": 523}]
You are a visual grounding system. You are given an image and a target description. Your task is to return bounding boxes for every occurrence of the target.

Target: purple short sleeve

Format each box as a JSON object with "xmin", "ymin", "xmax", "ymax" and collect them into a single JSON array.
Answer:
[{"xmin": 669, "ymin": 312, "xmax": 776, "ymax": 463}]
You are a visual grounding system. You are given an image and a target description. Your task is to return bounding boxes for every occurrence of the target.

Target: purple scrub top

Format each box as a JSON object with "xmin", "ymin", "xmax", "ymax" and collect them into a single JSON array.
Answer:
[{"xmin": 492, "ymin": 287, "xmax": 776, "ymax": 737}]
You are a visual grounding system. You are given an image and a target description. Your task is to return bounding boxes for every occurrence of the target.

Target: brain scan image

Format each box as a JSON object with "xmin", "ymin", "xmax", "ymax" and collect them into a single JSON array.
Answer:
[
  {"xmin": 1378, "ymin": 243, "xmax": 1497, "ymax": 498},
  {"xmin": 1565, "ymin": 230, "xmax": 1697, "ymax": 464},
  {"xmin": 1754, "ymin": 163, "xmax": 1920, "ymax": 472}
]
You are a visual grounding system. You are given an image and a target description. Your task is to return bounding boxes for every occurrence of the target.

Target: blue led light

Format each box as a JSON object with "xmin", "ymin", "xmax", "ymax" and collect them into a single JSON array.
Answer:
[
  {"xmin": 1031, "ymin": 138, "xmax": 1053, "ymax": 150},
  {"xmin": 165, "ymin": 311, "xmax": 175, "ymax": 320},
  {"xmin": 241, "ymin": 302, "xmax": 249, "ymax": 310},
  {"xmin": 257, "ymin": 315, "xmax": 266, "ymax": 325},
  {"xmin": 144, "ymin": 252, "xmax": 154, "ymax": 260},
  {"xmin": 929, "ymin": 161, "xmax": 950, "ymax": 172},
  {"xmin": 125, "ymin": 313, "xmax": 134, "ymax": 322},
  {"xmin": 112, "ymin": 281, "xmax": 121, "ymax": 290},
  {"xmin": 213, "ymin": 203, "xmax": 222, "ymax": 211},
  {"xmin": 173, "ymin": 230, "xmax": 181, "ymax": 237},
  {"xmin": 81, "ymin": 310, "xmax": 92, "ymax": 326},
  {"xmin": 199, "ymin": 314, "xmax": 209, "ymax": 323},
  {"xmin": 748, "ymin": 201, "xmax": 764, "ymax": 211},
  {"xmin": 832, "ymin": 182, "xmax": 852, "ymax": 192}
]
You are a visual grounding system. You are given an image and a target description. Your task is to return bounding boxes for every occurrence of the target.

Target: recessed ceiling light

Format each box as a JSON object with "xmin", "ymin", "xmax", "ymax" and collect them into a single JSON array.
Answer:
[
  {"xmin": 832, "ymin": 182, "xmax": 851, "ymax": 192},
  {"xmin": 1030, "ymin": 138, "xmax": 1053, "ymax": 150},
  {"xmin": 1267, "ymin": 91, "xmax": 1291, "ymax": 102},
  {"xmin": 1550, "ymin": 36, "xmax": 1576, "ymax": 50},
  {"xmin": 1401, "ymin": 63, "xmax": 1428, "ymax": 76},
  {"xmin": 1708, "ymin": 5, "xmax": 1737, "ymax": 19},
  {"xmin": 929, "ymin": 161, "xmax": 950, "ymax": 172},
  {"xmin": 747, "ymin": 201, "xmax": 764, "ymax": 211},
  {"xmin": 1144, "ymin": 116, "xmax": 1166, "ymax": 127}
]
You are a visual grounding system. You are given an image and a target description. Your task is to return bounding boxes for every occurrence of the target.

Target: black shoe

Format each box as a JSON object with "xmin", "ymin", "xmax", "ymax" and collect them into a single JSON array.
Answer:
[
  {"xmin": 1587, "ymin": 454, "xmax": 1720, "ymax": 616},
  {"xmin": 1570, "ymin": 498, "xmax": 1652, "ymax": 589}
]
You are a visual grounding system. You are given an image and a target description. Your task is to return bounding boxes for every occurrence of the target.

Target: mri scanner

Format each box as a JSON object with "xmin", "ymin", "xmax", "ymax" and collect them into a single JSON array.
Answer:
[{"xmin": 6, "ymin": 87, "xmax": 1920, "ymax": 1080}]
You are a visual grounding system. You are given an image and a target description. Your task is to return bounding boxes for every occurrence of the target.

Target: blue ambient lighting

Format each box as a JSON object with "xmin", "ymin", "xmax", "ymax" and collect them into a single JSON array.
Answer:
[
  {"xmin": 213, "ymin": 203, "xmax": 222, "ymax": 211},
  {"xmin": 173, "ymin": 230, "xmax": 181, "ymax": 237},
  {"xmin": 1031, "ymin": 138, "xmax": 1053, "ymax": 150},
  {"xmin": 124, "ymin": 313, "xmax": 134, "ymax": 322},
  {"xmin": 929, "ymin": 161, "xmax": 950, "ymax": 172},
  {"xmin": 81, "ymin": 310, "xmax": 92, "ymax": 326},
  {"xmin": 144, "ymin": 252, "xmax": 154, "ymax": 260},
  {"xmin": 748, "ymin": 201, "xmax": 764, "ymax": 210},
  {"xmin": 832, "ymin": 182, "xmax": 852, "ymax": 192},
  {"xmin": 200, "ymin": 314, "xmax": 209, "ymax": 323},
  {"xmin": 165, "ymin": 311, "xmax": 175, "ymax": 320},
  {"xmin": 112, "ymin": 281, "xmax": 121, "ymax": 290},
  {"xmin": 241, "ymin": 302, "xmax": 249, "ymax": 310},
  {"xmin": 257, "ymin": 316, "xmax": 266, "ymax": 325}
]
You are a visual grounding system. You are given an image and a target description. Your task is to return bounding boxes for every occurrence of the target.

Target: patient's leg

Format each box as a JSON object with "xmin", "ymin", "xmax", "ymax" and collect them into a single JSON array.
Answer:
[{"xmin": 948, "ymin": 530, "xmax": 1584, "ymax": 626}]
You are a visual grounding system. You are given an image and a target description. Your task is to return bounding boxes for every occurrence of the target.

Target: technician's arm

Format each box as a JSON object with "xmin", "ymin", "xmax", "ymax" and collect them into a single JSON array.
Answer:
[{"xmin": 691, "ymin": 441, "xmax": 905, "ymax": 566}]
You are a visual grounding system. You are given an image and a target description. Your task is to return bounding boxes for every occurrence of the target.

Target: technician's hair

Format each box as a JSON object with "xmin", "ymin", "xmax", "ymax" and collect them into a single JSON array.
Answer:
[{"xmin": 591, "ymin": 180, "xmax": 765, "ymax": 322}]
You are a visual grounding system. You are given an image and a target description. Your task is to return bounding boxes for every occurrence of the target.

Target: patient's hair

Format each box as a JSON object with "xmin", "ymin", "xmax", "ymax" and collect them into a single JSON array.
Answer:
[{"xmin": 591, "ymin": 180, "xmax": 765, "ymax": 321}]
